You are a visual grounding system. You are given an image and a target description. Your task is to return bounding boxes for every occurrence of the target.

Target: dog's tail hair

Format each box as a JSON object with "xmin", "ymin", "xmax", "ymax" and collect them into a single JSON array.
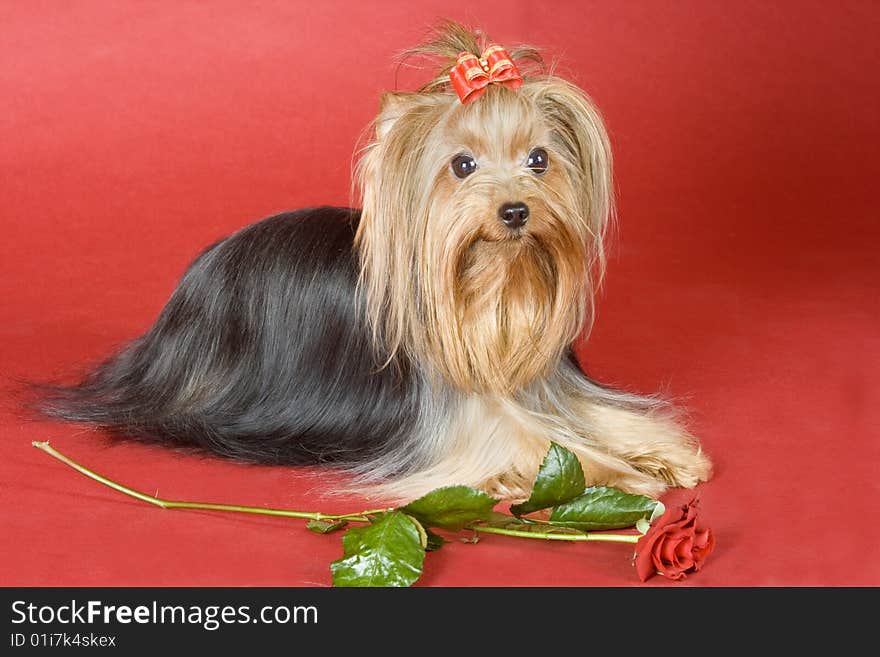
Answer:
[
  {"xmin": 29, "ymin": 233, "xmax": 293, "ymax": 463},
  {"xmin": 29, "ymin": 208, "xmax": 420, "ymax": 468}
]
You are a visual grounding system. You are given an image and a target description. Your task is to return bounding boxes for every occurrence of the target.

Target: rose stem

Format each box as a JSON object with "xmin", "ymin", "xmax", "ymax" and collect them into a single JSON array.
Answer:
[
  {"xmin": 32, "ymin": 441, "xmax": 391, "ymax": 523},
  {"xmin": 34, "ymin": 441, "xmax": 643, "ymax": 544},
  {"xmin": 470, "ymin": 525, "xmax": 640, "ymax": 543}
]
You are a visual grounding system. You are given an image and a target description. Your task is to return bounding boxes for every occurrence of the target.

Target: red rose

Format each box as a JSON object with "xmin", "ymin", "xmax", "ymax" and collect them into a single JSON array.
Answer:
[{"xmin": 634, "ymin": 498, "xmax": 715, "ymax": 582}]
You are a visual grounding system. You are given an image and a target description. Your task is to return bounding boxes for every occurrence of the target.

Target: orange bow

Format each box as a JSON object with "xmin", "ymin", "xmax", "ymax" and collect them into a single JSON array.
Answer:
[{"xmin": 449, "ymin": 45, "xmax": 523, "ymax": 104}]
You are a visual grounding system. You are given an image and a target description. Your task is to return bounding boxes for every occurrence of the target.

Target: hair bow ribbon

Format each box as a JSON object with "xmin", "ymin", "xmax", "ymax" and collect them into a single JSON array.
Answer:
[{"xmin": 449, "ymin": 45, "xmax": 523, "ymax": 104}]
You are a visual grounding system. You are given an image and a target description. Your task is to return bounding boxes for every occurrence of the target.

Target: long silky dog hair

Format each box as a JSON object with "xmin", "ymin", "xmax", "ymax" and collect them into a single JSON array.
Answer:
[{"xmin": 35, "ymin": 23, "xmax": 711, "ymax": 501}]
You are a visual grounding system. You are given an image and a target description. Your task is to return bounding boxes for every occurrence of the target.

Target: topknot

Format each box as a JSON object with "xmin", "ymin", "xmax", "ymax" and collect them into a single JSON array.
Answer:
[{"xmin": 398, "ymin": 19, "xmax": 545, "ymax": 94}]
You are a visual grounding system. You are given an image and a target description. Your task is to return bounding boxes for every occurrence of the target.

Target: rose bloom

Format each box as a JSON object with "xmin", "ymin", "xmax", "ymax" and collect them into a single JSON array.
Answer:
[{"xmin": 635, "ymin": 498, "xmax": 715, "ymax": 581}]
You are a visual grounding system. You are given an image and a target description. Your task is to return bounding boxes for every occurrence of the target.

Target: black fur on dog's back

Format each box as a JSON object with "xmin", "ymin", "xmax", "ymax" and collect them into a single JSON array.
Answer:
[{"xmin": 35, "ymin": 207, "xmax": 423, "ymax": 467}]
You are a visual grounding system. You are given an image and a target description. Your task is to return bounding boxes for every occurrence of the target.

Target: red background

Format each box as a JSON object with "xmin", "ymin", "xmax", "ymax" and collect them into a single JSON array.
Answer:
[{"xmin": 1, "ymin": 1, "xmax": 877, "ymax": 587}]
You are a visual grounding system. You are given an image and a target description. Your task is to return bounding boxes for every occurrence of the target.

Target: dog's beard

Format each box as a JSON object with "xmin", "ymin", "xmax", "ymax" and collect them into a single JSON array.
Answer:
[{"xmin": 423, "ymin": 214, "xmax": 589, "ymax": 394}]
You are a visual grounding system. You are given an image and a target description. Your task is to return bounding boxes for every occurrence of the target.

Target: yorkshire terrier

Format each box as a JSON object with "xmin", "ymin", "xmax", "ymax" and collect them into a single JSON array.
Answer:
[{"xmin": 37, "ymin": 23, "xmax": 711, "ymax": 501}]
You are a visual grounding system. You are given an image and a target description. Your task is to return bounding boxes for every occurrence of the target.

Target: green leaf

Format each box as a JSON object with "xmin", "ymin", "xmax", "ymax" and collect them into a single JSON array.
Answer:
[
  {"xmin": 510, "ymin": 442, "xmax": 586, "ymax": 516},
  {"xmin": 305, "ymin": 519, "xmax": 349, "ymax": 534},
  {"xmin": 402, "ymin": 485, "xmax": 498, "ymax": 530},
  {"xmin": 650, "ymin": 501, "xmax": 666, "ymax": 522},
  {"xmin": 330, "ymin": 512, "xmax": 425, "ymax": 587},
  {"xmin": 424, "ymin": 528, "xmax": 447, "ymax": 551},
  {"xmin": 549, "ymin": 486, "xmax": 659, "ymax": 531}
]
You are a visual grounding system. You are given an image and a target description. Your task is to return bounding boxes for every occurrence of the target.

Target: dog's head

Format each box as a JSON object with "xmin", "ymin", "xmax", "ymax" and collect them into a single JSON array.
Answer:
[{"xmin": 355, "ymin": 22, "xmax": 614, "ymax": 394}]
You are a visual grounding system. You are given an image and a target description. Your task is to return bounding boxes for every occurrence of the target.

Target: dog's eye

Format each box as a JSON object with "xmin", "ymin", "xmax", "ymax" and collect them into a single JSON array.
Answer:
[
  {"xmin": 526, "ymin": 147, "xmax": 549, "ymax": 175},
  {"xmin": 451, "ymin": 153, "xmax": 477, "ymax": 179}
]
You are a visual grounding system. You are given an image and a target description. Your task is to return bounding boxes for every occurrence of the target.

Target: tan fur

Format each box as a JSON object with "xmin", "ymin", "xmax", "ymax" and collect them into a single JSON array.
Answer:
[
  {"xmin": 355, "ymin": 81, "xmax": 608, "ymax": 394},
  {"xmin": 348, "ymin": 22, "xmax": 711, "ymax": 502},
  {"xmin": 364, "ymin": 360, "xmax": 711, "ymax": 502}
]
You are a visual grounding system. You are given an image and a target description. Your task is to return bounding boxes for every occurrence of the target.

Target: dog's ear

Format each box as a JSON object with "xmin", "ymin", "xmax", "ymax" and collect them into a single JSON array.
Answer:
[
  {"xmin": 533, "ymin": 80, "xmax": 614, "ymax": 257},
  {"xmin": 375, "ymin": 92, "xmax": 444, "ymax": 140}
]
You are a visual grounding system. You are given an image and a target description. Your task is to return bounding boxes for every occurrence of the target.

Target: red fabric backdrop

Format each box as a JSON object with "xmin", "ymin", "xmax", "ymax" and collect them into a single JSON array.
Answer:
[{"xmin": 1, "ymin": 1, "xmax": 877, "ymax": 586}]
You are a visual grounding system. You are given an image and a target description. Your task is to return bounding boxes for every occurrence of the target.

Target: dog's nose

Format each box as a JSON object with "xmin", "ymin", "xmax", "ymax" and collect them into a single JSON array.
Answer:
[{"xmin": 498, "ymin": 202, "xmax": 530, "ymax": 229}]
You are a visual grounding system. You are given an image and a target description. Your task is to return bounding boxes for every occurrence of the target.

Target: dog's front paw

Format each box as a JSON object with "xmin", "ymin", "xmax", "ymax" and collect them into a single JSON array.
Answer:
[{"xmin": 634, "ymin": 444, "xmax": 712, "ymax": 489}]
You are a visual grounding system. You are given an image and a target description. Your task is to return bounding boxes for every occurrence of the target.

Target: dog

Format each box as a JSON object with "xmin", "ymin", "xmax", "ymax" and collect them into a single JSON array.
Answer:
[{"xmin": 36, "ymin": 22, "xmax": 711, "ymax": 502}]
